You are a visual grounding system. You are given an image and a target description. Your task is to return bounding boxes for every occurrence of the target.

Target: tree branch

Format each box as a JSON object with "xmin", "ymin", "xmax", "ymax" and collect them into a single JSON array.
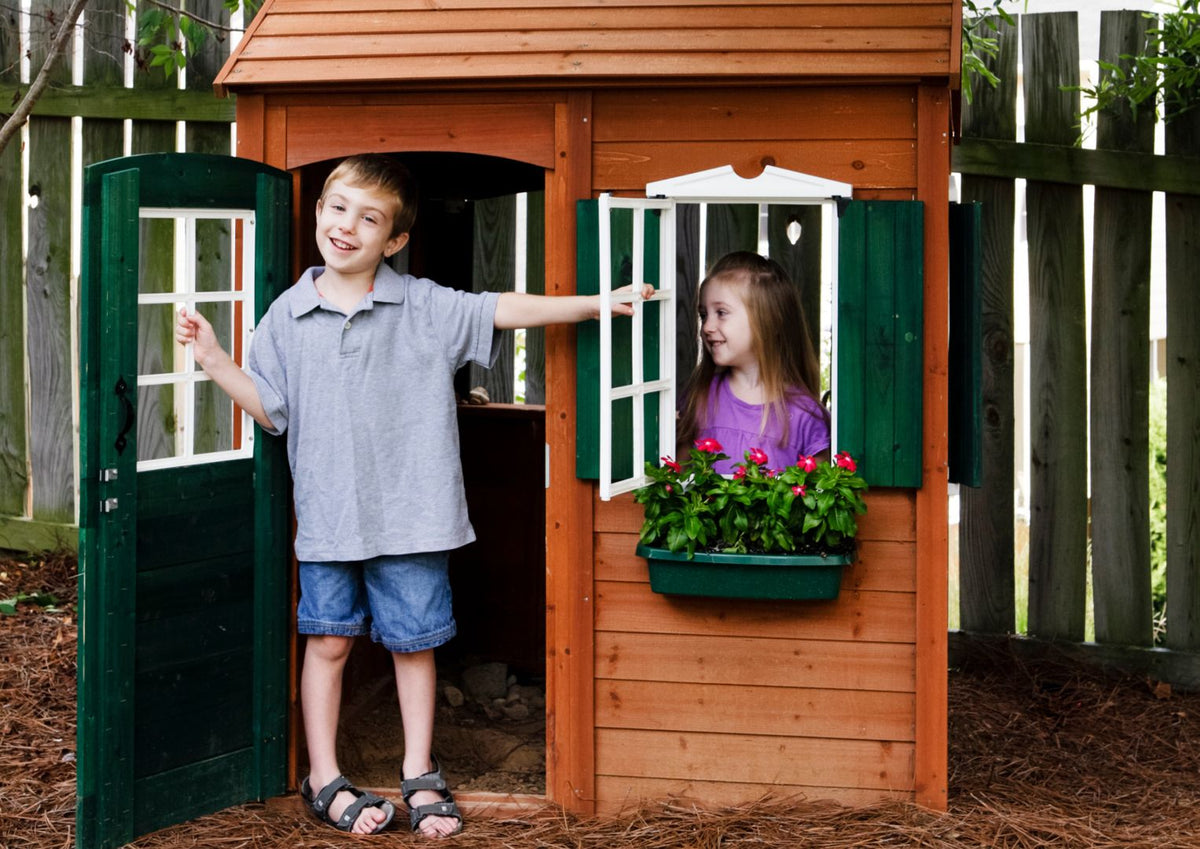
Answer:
[{"xmin": 0, "ymin": 0, "xmax": 90, "ymax": 157}]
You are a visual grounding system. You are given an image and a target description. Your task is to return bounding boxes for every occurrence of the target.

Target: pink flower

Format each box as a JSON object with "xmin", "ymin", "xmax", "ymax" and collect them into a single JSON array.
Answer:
[
  {"xmin": 747, "ymin": 447, "xmax": 768, "ymax": 466},
  {"xmin": 694, "ymin": 437, "xmax": 723, "ymax": 454},
  {"xmin": 732, "ymin": 466, "xmax": 747, "ymax": 480},
  {"xmin": 835, "ymin": 451, "xmax": 857, "ymax": 472},
  {"xmin": 792, "ymin": 484, "xmax": 807, "ymax": 497},
  {"xmin": 765, "ymin": 468, "xmax": 778, "ymax": 478},
  {"xmin": 796, "ymin": 454, "xmax": 817, "ymax": 472},
  {"xmin": 661, "ymin": 456, "xmax": 681, "ymax": 473},
  {"xmin": 665, "ymin": 484, "xmax": 673, "ymax": 493}
]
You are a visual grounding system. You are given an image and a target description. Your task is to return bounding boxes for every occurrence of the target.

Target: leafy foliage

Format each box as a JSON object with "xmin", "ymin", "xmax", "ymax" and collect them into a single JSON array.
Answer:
[
  {"xmin": 1150, "ymin": 378, "xmax": 1168, "ymax": 641},
  {"xmin": 133, "ymin": 0, "xmax": 263, "ymax": 79},
  {"xmin": 1076, "ymin": 0, "xmax": 1200, "ymax": 124},
  {"xmin": 634, "ymin": 441, "xmax": 867, "ymax": 559},
  {"xmin": 961, "ymin": 1, "xmax": 1020, "ymax": 104}
]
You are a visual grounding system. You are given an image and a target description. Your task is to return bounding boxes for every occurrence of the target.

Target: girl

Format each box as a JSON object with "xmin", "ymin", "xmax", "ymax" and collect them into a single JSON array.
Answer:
[{"xmin": 679, "ymin": 251, "xmax": 830, "ymax": 475}]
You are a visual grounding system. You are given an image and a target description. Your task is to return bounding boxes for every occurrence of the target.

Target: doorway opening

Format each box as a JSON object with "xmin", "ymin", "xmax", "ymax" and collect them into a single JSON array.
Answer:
[{"xmin": 294, "ymin": 152, "xmax": 549, "ymax": 798}]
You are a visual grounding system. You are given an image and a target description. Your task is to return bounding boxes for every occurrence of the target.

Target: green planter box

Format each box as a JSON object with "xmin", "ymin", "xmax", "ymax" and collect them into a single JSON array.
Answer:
[{"xmin": 636, "ymin": 544, "xmax": 851, "ymax": 600}]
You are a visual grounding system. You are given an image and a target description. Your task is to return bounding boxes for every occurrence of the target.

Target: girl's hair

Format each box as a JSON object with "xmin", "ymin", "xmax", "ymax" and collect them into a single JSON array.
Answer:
[
  {"xmin": 321, "ymin": 154, "xmax": 418, "ymax": 239},
  {"xmin": 678, "ymin": 251, "xmax": 827, "ymax": 449}
]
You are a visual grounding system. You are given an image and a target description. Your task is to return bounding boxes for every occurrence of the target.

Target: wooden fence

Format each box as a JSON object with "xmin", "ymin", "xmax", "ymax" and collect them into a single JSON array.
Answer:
[
  {"xmin": 952, "ymin": 10, "xmax": 1200, "ymax": 685},
  {"xmin": 2, "ymin": 1, "xmax": 238, "ymax": 552}
]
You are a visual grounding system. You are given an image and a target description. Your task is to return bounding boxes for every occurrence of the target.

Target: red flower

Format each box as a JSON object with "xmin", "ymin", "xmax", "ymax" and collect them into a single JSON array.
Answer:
[
  {"xmin": 747, "ymin": 447, "xmax": 768, "ymax": 466},
  {"xmin": 661, "ymin": 456, "xmax": 681, "ymax": 473},
  {"xmin": 665, "ymin": 484, "xmax": 673, "ymax": 493},
  {"xmin": 765, "ymin": 468, "xmax": 778, "ymax": 478},
  {"xmin": 792, "ymin": 484, "xmax": 807, "ymax": 497},
  {"xmin": 694, "ymin": 437, "xmax": 723, "ymax": 453},
  {"xmin": 835, "ymin": 451, "xmax": 857, "ymax": 472},
  {"xmin": 796, "ymin": 454, "xmax": 817, "ymax": 473},
  {"xmin": 732, "ymin": 466, "xmax": 747, "ymax": 480}
]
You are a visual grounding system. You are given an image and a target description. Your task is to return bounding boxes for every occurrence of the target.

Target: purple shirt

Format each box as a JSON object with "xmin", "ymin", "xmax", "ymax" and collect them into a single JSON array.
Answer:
[{"xmin": 697, "ymin": 375, "xmax": 830, "ymax": 474}]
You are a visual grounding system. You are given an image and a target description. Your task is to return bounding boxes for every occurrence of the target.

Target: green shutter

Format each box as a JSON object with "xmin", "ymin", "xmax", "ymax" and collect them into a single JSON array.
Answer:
[
  {"xmin": 576, "ymin": 199, "xmax": 662, "ymax": 481},
  {"xmin": 949, "ymin": 202, "xmax": 983, "ymax": 487},
  {"xmin": 837, "ymin": 200, "xmax": 924, "ymax": 487}
]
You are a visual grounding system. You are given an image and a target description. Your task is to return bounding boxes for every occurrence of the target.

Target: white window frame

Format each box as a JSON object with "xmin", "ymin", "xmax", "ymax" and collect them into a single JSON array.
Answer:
[
  {"xmin": 597, "ymin": 165, "xmax": 853, "ymax": 501},
  {"xmin": 597, "ymin": 194, "xmax": 677, "ymax": 500},
  {"xmin": 136, "ymin": 207, "xmax": 257, "ymax": 472}
]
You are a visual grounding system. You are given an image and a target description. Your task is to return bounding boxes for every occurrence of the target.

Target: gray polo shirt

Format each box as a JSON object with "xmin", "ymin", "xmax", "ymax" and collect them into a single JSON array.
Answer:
[{"xmin": 248, "ymin": 263, "xmax": 500, "ymax": 561}]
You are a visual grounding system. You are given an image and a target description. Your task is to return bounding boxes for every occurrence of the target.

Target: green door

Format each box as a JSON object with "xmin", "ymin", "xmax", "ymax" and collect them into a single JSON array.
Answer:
[{"xmin": 78, "ymin": 153, "xmax": 291, "ymax": 849}]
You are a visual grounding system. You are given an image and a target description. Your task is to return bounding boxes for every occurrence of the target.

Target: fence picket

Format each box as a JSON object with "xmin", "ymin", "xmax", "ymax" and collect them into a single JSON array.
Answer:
[
  {"xmin": 1023, "ymin": 12, "xmax": 1088, "ymax": 641},
  {"xmin": 187, "ymin": 0, "xmax": 235, "ymax": 455},
  {"xmin": 0, "ymin": 6, "xmax": 26, "ymax": 518},
  {"xmin": 26, "ymin": 0, "xmax": 77, "ymax": 524},
  {"xmin": 1090, "ymin": 10, "xmax": 1156, "ymax": 647},
  {"xmin": 958, "ymin": 14, "xmax": 1017, "ymax": 635},
  {"xmin": 1165, "ymin": 106, "xmax": 1200, "ymax": 651}
]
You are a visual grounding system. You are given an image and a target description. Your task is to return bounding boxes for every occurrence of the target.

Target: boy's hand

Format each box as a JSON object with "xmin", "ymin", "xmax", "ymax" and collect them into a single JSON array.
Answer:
[
  {"xmin": 176, "ymin": 307, "xmax": 223, "ymax": 367},
  {"xmin": 595, "ymin": 283, "xmax": 657, "ymax": 319}
]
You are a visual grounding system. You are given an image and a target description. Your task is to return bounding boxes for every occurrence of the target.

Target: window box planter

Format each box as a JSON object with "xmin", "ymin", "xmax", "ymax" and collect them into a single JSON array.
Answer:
[{"xmin": 636, "ymin": 543, "xmax": 852, "ymax": 600}]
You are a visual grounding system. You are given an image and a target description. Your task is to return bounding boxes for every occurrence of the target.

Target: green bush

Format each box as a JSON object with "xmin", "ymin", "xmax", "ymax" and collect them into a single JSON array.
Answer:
[{"xmin": 1150, "ymin": 378, "xmax": 1168, "ymax": 641}]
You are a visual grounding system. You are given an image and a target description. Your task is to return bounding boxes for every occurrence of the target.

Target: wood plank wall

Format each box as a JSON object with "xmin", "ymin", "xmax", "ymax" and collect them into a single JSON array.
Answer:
[
  {"xmin": 594, "ymin": 491, "xmax": 917, "ymax": 807},
  {"xmin": 584, "ymin": 84, "xmax": 923, "ymax": 809}
]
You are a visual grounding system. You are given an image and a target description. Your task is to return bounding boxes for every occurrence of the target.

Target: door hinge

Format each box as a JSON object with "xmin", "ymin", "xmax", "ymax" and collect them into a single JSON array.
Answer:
[
  {"xmin": 100, "ymin": 497, "xmax": 119, "ymax": 513},
  {"xmin": 99, "ymin": 468, "xmax": 119, "ymax": 482}
]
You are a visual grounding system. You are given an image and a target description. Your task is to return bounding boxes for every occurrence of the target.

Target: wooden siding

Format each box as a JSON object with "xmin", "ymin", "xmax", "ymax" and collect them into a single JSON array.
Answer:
[
  {"xmin": 594, "ymin": 491, "xmax": 919, "ymax": 809},
  {"xmin": 592, "ymin": 86, "xmax": 917, "ymax": 192},
  {"xmin": 215, "ymin": 0, "xmax": 956, "ymax": 94}
]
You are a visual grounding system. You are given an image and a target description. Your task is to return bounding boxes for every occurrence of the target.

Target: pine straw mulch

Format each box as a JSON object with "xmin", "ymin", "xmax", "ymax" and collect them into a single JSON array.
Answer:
[{"xmin": 4, "ymin": 553, "xmax": 1200, "ymax": 848}]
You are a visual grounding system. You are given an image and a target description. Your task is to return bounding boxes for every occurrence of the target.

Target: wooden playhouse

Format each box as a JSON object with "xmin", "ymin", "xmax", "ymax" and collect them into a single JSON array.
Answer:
[
  {"xmin": 77, "ymin": 1, "xmax": 959, "ymax": 843},
  {"xmin": 215, "ymin": 0, "xmax": 957, "ymax": 816}
]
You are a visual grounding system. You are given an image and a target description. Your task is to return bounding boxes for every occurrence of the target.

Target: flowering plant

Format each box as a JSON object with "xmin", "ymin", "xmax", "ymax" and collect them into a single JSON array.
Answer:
[{"xmin": 634, "ymin": 439, "xmax": 868, "ymax": 559}]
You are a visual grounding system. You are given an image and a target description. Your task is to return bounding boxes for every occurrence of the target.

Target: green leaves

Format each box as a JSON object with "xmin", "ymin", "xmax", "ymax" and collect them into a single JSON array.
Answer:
[
  {"xmin": 1075, "ymin": 1, "xmax": 1200, "ymax": 125},
  {"xmin": 0, "ymin": 591, "xmax": 61, "ymax": 616},
  {"xmin": 634, "ymin": 444, "xmax": 868, "ymax": 560}
]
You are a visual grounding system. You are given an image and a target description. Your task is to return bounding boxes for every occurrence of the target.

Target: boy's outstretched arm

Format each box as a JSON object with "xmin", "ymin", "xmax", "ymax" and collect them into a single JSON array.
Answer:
[
  {"xmin": 175, "ymin": 308, "xmax": 275, "ymax": 430},
  {"xmin": 493, "ymin": 284, "xmax": 655, "ymax": 330}
]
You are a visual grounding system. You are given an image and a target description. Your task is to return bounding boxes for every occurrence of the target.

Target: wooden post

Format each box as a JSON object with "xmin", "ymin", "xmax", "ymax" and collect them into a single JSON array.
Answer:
[
  {"xmin": 914, "ymin": 81, "xmax": 950, "ymax": 812},
  {"xmin": 26, "ymin": 0, "xmax": 76, "ymax": 524},
  {"xmin": 0, "ymin": 5, "xmax": 26, "ymax": 519},
  {"xmin": 1165, "ymin": 99, "xmax": 1200, "ymax": 651},
  {"xmin": 1023, "ymin": 12, "xmax": 1088, "ymax": 641},
  {"xmin": 958, "ymin": 13, "xmax": 1018, "ymax": 635},
  {"xmin": 545, "ymin": 91, "xmax": 595, "ymax": 814},
  {"xmin": 1090, "ymin": 10, "xmax": 1155, "ymax": 646}
]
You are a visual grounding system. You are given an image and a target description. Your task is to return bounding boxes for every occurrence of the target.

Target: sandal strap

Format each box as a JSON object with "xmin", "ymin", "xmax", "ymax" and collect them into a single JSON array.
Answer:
[
  {"xmin": 337, "ymin": 791, "xmax": 394, "ymax": 831},
  {"xmin": 311, "ymin": 774, "xmax": 352, "ymax": 815}
]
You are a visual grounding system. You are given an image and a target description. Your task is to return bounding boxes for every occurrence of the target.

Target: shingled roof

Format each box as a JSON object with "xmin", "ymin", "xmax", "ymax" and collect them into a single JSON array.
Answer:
[{"xmin": 214, "ymin": 0, "xmax": 960, "ymax": 95}]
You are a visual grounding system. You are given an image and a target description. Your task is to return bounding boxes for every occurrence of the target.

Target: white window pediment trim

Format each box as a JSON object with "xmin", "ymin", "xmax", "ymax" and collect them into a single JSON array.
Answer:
[{"xmin": 645, "ymin": 164, "xmax": 853, "ymax": 204}]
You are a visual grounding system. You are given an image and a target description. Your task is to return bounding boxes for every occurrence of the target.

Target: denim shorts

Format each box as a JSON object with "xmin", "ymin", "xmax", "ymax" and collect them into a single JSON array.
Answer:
[{"xmin": 296, "ymin": 552, "xmax": 457, "ymax": 653}]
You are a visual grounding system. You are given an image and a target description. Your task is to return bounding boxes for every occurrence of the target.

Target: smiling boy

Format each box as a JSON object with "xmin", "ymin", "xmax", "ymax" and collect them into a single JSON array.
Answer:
[{"xmin": 177, "ymin": 154, "xmax": 648, "ymax": 838}]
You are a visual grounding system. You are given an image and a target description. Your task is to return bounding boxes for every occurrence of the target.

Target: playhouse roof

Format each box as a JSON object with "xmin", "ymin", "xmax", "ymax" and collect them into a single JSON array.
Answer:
[{"xmin": 214, "ymin": 0, "xmax": 960, "ymax": 96}]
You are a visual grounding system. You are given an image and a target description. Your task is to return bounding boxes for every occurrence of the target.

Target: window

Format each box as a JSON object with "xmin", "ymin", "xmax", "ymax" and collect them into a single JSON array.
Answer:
[{"xmin": 135, "ymin": 208, "xmax": 257, "ymax": 470}]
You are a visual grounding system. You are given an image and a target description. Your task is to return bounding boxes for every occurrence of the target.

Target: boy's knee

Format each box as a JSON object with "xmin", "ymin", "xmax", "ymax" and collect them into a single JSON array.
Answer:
[{"xmin": 305, "ymin": 633, "xmax": 355, "ymax": 662}]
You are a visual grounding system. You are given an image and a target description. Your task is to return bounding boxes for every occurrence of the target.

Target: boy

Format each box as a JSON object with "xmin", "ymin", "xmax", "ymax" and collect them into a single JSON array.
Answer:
[{"xmin": 176, "ymin": 154, "xmax": 648, "ymax": 838}]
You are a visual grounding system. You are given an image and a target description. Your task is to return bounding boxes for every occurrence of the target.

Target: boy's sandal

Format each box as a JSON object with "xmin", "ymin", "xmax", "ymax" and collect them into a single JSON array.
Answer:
[
  {"xmin": 401, "ymin": 756, "xmax": 464, "ymax": 836},
  {"xmin": 300, "ymin": 774, "xmax": 396, "ymax": 834}
]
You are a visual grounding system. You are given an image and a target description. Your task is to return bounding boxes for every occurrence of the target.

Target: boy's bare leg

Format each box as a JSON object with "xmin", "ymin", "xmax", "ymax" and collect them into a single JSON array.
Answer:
[
  {"xmin": 302, "ymin": 635, "xmax": 392, "ymax": 834},
  {"xmin": 395, "ymin": 649, "xmax": 460, "ymax": 837}
]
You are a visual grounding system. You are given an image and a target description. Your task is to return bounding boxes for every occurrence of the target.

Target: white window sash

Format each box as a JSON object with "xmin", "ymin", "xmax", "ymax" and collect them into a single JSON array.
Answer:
[{"xmin": 597, "ymin": 194, "xmax": 677, "ymax": 501}]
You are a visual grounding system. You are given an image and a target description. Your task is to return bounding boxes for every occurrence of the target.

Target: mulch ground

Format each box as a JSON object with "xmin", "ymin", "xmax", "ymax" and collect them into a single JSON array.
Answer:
[{"xmin": 4, "ymin": 552, "xmax": 1200, "ymax": 848}]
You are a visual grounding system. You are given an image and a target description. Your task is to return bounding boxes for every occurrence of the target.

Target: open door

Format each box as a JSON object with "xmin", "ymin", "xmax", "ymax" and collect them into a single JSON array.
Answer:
[{"xmin": 77, "ymin": 153, "xmax": 291, "ymax": 849}]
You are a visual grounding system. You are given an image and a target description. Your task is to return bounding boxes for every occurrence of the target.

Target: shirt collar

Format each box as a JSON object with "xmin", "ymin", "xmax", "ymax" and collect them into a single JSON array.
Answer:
[{"xmin": 288, "ymin": 263, "xmax": 407, "ymax": 318}]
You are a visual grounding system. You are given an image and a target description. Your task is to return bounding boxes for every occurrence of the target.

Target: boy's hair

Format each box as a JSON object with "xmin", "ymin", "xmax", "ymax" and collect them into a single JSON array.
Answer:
[
  {"xmin": 678, "ymin": 250, "xmax": 827, "ymax": 450},
  {"xmin": 321, "ymin": 154, "xmax": 418, "ymax": 239}
]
